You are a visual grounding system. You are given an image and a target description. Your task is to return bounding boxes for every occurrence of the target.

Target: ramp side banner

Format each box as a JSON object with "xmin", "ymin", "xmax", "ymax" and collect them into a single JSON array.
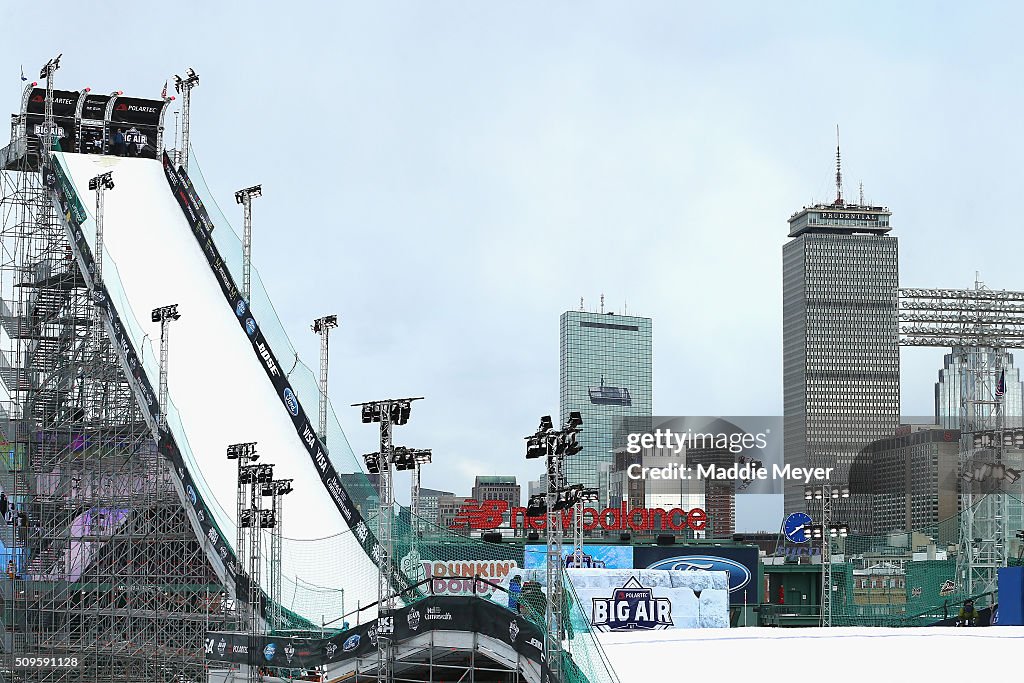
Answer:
[
  {"xmin": 206, "ymin": 596, "xmax": 547, "ymax": 671},
  {"xmin": 161, "ymin": 152, "xmax": 412, "ymax": 599}
]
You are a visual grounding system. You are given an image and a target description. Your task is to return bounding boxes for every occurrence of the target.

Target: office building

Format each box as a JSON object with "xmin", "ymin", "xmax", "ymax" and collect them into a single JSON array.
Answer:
[
  {"xmin": 560, "ymin": 308, "xmax": 652, "ymax": 494},
  {"xmin": 471, "ymin": 476, "xmax": 520, "ymax": 508},
  {"xmin": 782, "ymin": 181, "xmax": 900, "ymax": 532},
  {"xmin": 936, "ymin": 349, "xmax": 1024, "ymax": 430},
  {"xmin": 866, "ymin": 425, "xmax": 960, "ymax": 543},
  {"xmin": 437, "ymin": 495, "xmax": 471, "ymax": 534},
  {"xmin": 417, "ymin": 487, "xmax": 453, "ymax": 531}
]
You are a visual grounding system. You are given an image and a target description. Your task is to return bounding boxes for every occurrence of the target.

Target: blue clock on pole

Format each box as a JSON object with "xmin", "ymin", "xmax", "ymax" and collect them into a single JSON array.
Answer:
[{"xmin": 784, "ymin": 512, "xmax": 812, "ymax": 544}]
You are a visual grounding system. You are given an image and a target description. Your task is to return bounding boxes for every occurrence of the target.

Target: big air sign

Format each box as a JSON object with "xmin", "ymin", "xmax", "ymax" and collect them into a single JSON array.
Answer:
[{"xmin": 591, "ymin": 577, "xmax": 673, "ymax": 631}]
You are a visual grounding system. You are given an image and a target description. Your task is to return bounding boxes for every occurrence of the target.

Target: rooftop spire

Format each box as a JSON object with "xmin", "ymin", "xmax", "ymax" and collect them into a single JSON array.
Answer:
[{"xmin": 834, "ymin": 125, "xmax": 844, "ymax": 206}]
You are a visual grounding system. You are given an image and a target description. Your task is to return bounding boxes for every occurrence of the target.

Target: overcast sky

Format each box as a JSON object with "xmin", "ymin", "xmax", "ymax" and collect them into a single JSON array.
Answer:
[{"xmin": 3, "ymin": 2, "xmax": 1021, "ymax": 532}]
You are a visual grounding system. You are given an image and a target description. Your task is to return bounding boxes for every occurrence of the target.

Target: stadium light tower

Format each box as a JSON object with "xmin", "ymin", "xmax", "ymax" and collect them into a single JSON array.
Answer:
[
  {"xmin": 173, "ymin": 67, "xmax": 199, "ymax": 170},
  {"xmin": 227, "ymin": 441, "xmax": 259, "ymax": 629},
  {"xmin": 238, "ymin": 461, "xmax": 274, "ymax": 683},
  {"xmin": 524, "ymin": 411, "xmax": 583, "ymax": 682},
  {"xmin": 262, "ymin": 477, "xmax": 294, "ymax": 629},
  {"xmin": 311, "ymin": 315, "xmax": 338, "ymax": 444},
  {"xmin": 805, "ymin": 484, "xmax": 849, "ymax": 627},
  {"xmin": 235, "ymin": 184, "xmax": 262, "ymax": 302},
  {"xmin": 87, "ymin": 172, "xmax": 114, "ymax": 287},
  {"xmin": 39, "ymin": 54, "xmax": 61, "ymax": 151},
  {"xmin": 151, "ymin": 305, "xmax": 181, "ymax": 429},
  {"xmin": 352, "ymin": 397, "xmax": 426, "ymax": 683}
]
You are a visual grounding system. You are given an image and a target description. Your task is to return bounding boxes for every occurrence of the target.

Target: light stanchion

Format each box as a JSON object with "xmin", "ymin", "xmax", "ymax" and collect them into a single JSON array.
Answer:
[
  {"xmin": 805, "ymin": 483, "xmax": 849, "ymax": 626},
  {"xmin": 352, "ymin": 397, "xmax": 427, "ymax": 683},
  {"xmin": 524, "ymin": 411, "xmax": 582, "ymax": 683}
]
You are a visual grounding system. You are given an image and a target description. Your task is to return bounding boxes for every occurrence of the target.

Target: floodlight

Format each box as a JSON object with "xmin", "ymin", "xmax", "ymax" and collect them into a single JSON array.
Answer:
[
  {"xmin": 804, "ymin": 488, "xmax": 813, "ymax": 501},
  {"xmin": 567, "ymin": 411, "xmax": 583, "ymax": 429},
  {"xmin": 391, "ymin": 401, "xmax": 411, "ymax": 426},
  {"xmin": 312, "ymin": 315, "xmax": 338, "ymax": 334},
  {"xmin": 538, "ymin": 416, "xmax": 553, "ymax": 433},
  {"xmin": 562, "ymin": 432, "xmax": 582, "ymax": 457},
  {"xmin": 525, "ymin": 436, "xmax": 546, "ymax": 459},
  {"xmin": 151, "ymin": 304, "xmax": 181, "ymax": 323},
  {"xmin": 88, "ymin": 172, "xmax": 114, "ymax": 191},
  {"xmin": 526, "ymin": 494, "xmax": 547, "ymax": 517},
  {"xmin": 234, "ymin": 184, "xmax": 262, "ymax": 204},
  {"xmin": 259, "ymin": 509, "xmax": 276, "ymax": 528},
  {"xmin": 226, "ymin": 442, "xmax": 258, "ymax": 461},
  {"xmin": 361, "ymin": 404, "xmax": 376, "ymax": 423},
  {"xmin": 363, "ymin": 452, "xmax": 381, "ymax": 475}
]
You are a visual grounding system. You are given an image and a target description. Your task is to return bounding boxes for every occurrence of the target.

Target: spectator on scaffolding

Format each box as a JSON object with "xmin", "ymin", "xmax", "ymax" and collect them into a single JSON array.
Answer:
[{"xmin": 6, "ymin": 560, "xmax": 15, "ymax": 580}]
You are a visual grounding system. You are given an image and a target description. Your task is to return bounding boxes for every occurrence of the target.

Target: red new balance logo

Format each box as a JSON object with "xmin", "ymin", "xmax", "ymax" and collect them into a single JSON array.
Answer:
[{"xmin": 450, "ymin": 499, "xmax": 508, "ymax": 530}]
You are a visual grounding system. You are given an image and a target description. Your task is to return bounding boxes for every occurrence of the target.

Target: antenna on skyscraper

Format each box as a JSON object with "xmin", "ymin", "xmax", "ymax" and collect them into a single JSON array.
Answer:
[
  {"xmin": 600, "ymin": 293, "xmax": 605, "ymax": 314},
  {"xmin": 834, "ymin": 125, "xmax": 844, "ymax": 206},
  {"xmin": 859, "ymin": 181, "xmax": 864, "ymax": 206},
  {"xmin": 579, "ymin": 297, "xmax": 584, "ymax": 312}
]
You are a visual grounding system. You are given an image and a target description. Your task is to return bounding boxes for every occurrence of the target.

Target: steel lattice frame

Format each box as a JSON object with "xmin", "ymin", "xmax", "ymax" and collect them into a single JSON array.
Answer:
[
  {"xmin": 900, "ymin": 286, "xmax": 1024, "ymax": 600},
  {"xmin": 0, "ymin": 73, "xmax": 229, "ymax": 682}
]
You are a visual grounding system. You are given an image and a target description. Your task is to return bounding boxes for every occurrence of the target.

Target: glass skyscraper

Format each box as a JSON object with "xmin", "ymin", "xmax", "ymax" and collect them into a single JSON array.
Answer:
[
  {"xmin": 559, "ymin": 310, "xmax": 652, "ymax": 494},
  {"xmin": 936, "ymin": 348, "xmax": 1024, "ymax": 430},
  {"xmin": 782, "ymin": 202, "xmax": 900, "ymax": 531}
]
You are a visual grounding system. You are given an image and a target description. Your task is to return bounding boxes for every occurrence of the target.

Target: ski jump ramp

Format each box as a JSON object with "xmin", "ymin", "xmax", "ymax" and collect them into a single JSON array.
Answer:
[{"xmin": 52, "ymin": 150, "xmax": 383, "ymax": 620}]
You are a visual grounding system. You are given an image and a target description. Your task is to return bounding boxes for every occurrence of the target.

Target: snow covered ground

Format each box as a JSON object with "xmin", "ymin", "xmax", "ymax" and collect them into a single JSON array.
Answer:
[{"xmin": 599, "ymin": 626, "xmax": 1024, "ymax": 682}]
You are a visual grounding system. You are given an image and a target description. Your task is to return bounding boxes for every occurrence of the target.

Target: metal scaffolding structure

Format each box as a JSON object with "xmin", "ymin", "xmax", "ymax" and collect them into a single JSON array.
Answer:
[
  {"xmin": 900, "ymin": 284, "xmax": 1024, "ymax": 600},
  {"xmin": 0, "ymin": 63, "xmax": 229, "ymax": 682}
]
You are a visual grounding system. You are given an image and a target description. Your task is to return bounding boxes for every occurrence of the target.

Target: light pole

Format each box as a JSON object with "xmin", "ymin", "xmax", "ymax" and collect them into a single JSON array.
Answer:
[
  {"xmin": 239, "ymin": 462, "xmax": 274, "ymax": 683},
  {"xmin": 524, "ymin": 411, "xmax": 583, "ymax": 682},
  {"xmin": 88, "ymin": 172, "xmax": 114, "ymax": 355},
  {"xmin": 263, "ymin": 477, "xmax": 294, "ymax": 630},
  {"xmin": 805, "ymin": 483, "xmax": 849, "ymax": 627},
  {"xmin": 234, "ymin": 184, "xmax": 262, "ymax": 302},
  {"xmin": 151, "ymin": 305, "xmax": 181, "ymax": 430},
  {"xmin": 227, "ymin": 442, "xmax": 259, "ymax": 629},
  {"xmin": 172, "ymin": 68, "xmax": 199, "ymax": 170},
  {"xmin": 353, "ymin": 397, "xmax": 427, "ymax": 683},
  {"xmin": 311, "ymin": 315, "xmax": 338, "ymax": 444},
  {"xmin": 39, "ymin": 54, "xmax": 61, "ymax": 152}
]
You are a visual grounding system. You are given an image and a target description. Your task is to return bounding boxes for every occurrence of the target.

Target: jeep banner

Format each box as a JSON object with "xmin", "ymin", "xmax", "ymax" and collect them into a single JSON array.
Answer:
[
  {"xmin": 206, "ymin": 596, "xmax": 547, "ymax": 670},
  {"xmin": 162, "ymin": 153, "xmax": 413, "ymax": 600}
]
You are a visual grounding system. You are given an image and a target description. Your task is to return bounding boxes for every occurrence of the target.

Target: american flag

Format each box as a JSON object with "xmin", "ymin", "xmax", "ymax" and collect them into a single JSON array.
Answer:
[
  {"xmin": 20, "ymin": 66, "xmax": 26, "ymax": 82},
  {"xmin": 996, "ymin": 369, "xmax": 1006, "ymax": 398}
]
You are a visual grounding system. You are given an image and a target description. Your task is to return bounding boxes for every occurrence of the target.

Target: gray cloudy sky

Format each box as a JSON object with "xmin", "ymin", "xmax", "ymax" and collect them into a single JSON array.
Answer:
[{"xmin": 3, "ymin": 1, "xmax": 1019, "ymax": 531}]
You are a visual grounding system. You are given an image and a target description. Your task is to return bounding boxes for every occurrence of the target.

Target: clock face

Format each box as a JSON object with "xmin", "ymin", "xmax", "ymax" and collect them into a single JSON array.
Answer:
[{"xmin": 784, "ymin": 512, "xmax": 812, "ymax": 544}]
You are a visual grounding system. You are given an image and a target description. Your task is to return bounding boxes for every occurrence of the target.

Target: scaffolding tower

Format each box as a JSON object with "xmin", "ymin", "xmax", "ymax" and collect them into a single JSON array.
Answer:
[{"xmin": 0, "ymin": 72, "xmax": 230, "ymax": 681}]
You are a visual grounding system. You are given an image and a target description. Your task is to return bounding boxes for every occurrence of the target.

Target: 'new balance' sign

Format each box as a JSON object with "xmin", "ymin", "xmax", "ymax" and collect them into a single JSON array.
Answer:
[{"xmin": 450, "ymin": 500, "xmax": 707, "ymax": 533}]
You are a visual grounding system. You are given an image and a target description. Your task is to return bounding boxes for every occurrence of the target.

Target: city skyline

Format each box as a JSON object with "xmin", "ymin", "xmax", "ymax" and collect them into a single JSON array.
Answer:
[{"xmin": 6, "ymin": 3, "xmax": 1024, "ymax": 532}]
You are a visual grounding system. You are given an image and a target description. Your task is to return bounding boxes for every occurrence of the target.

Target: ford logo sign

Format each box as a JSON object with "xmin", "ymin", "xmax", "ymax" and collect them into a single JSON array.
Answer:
[
  {"xmin": 245, "ymin": 318, "xmax": 256, "ymax": 336},
  {"xmin": 263, "ymin": 643, "xmax": 276, "ymax": 661},
  {"xmin": 282, "ymin": 387, "xmax": 299, "ymax": 416},
  {"xmin": 235, "ymin": 300, "xmax": 246, "ymax": 317},
  {"xmin": 646, "ymin": 555, "xmax": 752, "ymax": 593},
  {"xmin": 343, "ymin": 634, "xmax": 360, "ymax": 652}
]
